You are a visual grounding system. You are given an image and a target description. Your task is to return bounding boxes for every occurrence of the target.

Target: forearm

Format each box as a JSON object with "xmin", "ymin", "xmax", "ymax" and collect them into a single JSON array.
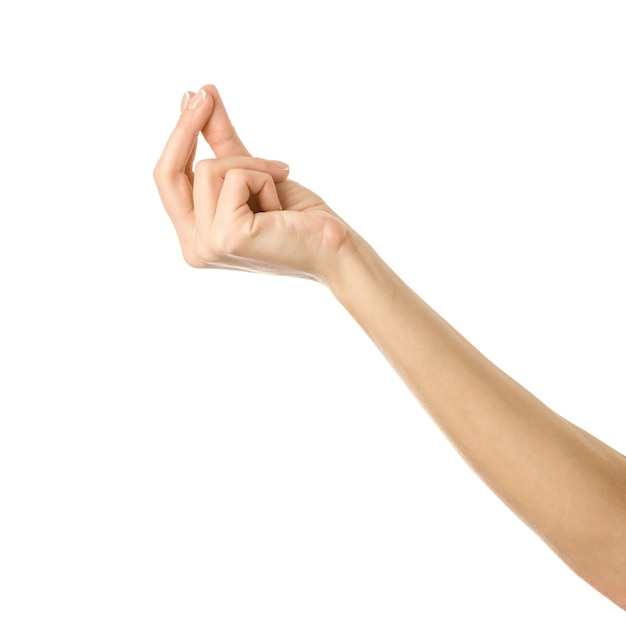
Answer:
[{"xmin": 326, "ymin": 230, "xmax": 626, "ymax": 608}]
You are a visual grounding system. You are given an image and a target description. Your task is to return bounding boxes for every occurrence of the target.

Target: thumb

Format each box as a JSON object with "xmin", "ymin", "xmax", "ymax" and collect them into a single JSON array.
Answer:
[{"xmin": 197, "ymin": 85, "xmax": 252, "ymax": 158}]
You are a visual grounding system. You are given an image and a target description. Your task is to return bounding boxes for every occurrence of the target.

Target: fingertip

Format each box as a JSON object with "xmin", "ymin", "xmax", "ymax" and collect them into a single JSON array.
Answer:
[
  {"xmin": 177, "ymin": 88, "xmax": 215, "ymax": 136},
  {"xmin": 270, "ymin": 160, "xmax": 290, "ymax": 183},
  {"xmin": 188, "ymin": 88, "xmax": 207, "ymax": 111},
  {"xmin": 198, "ymin": 84, "xmax": 220, "ymax": 100},
  {"xmin": 194, "ymin": 85, "xmax": 222, "ymax": 114},
  {"xmin": 180, "ymin": 87, "xmax": 216, "ymax": 113},
  {"xmin": 180, "ymin": 91, "xmax": 192, "ymax": 113}
]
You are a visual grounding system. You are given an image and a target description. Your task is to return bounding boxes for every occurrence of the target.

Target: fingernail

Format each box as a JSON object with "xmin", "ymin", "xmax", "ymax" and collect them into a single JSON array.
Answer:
[
  {"xmin": 188, "ymin": 89, "xmax": 206, "ymax": 110},
  {"xmin": 180, "ymin": 91, "xmax": 191, "ymax": 112},
  {"xmin": 269, "ymin": 160, "xmax": 290, "ymax": 170}
]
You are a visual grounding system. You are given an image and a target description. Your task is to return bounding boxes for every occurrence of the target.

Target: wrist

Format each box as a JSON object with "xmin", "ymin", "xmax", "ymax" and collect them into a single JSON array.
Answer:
[
  {"xmin": 322, "ymin": 227, "xmax": 400, "ymax": 308},
  {"xmin": 318, "ymin": 226, "xmax": 366, "ymax": 291}
]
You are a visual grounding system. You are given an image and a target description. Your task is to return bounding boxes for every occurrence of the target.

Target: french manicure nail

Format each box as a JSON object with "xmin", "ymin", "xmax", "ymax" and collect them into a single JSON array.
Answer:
[
  {"xmin": 180, "ymin": 91, "xmax": 191, "ymax": 112},
  {"xmin": 269, "ymin": 160, "xmax": 290, "ymax": 170},
  {"xmin": 188, "ymin": 89, "xmax": 207, "ymax": 110}
]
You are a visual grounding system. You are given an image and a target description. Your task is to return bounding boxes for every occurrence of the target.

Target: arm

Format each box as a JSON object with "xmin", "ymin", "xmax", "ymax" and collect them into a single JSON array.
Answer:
[
  {"xmin": 154, "ymin": 85, "xmax": 626, "ymax": 609},
  {"xmin": 327, "ymin": 231, "xmax": 626, "ymax": 609}
]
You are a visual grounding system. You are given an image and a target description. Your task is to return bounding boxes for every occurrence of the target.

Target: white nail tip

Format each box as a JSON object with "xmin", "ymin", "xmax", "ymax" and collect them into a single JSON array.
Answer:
[{"xmin": 189, "ymin": 89, "xmax": 207, "ymax": 110}]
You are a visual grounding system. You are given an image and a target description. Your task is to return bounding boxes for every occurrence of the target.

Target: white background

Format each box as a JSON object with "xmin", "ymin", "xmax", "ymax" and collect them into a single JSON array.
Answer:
[{"xmin": 1, "ymin": 1, "xmax": 625, "ymax": 623}]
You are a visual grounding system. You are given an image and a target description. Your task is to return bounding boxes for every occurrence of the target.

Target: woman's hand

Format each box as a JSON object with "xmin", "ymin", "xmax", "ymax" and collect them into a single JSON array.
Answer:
[{"xmin": 153, "ymin": 85, "xmax": 351, "ymax": 282}]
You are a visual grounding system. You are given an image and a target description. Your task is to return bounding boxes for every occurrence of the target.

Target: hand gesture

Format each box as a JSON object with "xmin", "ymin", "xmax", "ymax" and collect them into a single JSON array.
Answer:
[{"xmin": 154, "ymin": 85, "xmax": 351, "ymax": 281}]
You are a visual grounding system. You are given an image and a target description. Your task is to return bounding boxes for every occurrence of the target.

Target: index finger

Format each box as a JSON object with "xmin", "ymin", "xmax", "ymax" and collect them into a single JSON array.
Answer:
[
  {"xmin": 155, "ymin": 90, "xmax": 213, "ymax": 181},
  {"xmin": 153, "ymin": 89, "xmax": 215, "ymax": 231}
]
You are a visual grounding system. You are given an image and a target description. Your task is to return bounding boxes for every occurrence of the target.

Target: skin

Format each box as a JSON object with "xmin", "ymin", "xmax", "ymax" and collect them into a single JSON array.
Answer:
[{"xmin": 154, "ymin": 84, "xmax": 626, "ymax": 610}]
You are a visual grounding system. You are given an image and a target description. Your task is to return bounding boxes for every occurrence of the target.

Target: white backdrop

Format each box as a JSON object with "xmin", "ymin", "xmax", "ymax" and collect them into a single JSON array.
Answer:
[{"xmin": 1, "ymin": 1, "xmax": 625, "ymax": 623}]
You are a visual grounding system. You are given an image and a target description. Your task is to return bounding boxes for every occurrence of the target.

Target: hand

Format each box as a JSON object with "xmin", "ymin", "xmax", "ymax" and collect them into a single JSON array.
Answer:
[{"xmin": 154, "ymin": 85, "xmax": 351, "ymax": 281}]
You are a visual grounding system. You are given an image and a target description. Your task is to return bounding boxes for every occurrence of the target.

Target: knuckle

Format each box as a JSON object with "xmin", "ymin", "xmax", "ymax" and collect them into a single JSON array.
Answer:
[
  {"xmin": 250, "ymin": 157, "xmax": 272, "ymax": 172},
  {"xmin": 210, "ymin": 231, "xmax": 233, "ymax": 257},
  {"xmin": 193, "ymin": 159, "xmax": 213, "ymax": 177},
  {"xmin": 210, "ymin": 226, "xmax": 243, "ymax": 258},
  {"xmin": 223, "ymin": 167, "xmax": 247, "ymax": 186},
  {"xmin": 152, "ymin": 160, "xmax": 169, "ymax": 185}
]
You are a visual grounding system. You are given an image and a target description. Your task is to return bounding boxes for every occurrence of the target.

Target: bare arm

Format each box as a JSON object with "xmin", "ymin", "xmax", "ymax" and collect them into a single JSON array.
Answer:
[
  {"xmin": 154, "ymin": 85, "xmax": 626, "ymax": 609},
  {"xmin": 326, "ymin": 233, "xmax": 626, "ymax": 608}
]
